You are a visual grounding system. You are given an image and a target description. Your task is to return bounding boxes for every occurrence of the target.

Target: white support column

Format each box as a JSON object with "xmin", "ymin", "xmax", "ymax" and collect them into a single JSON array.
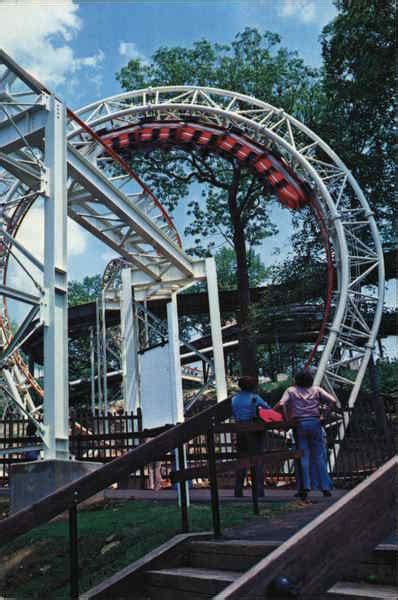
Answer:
[
  {"xmin": 89, "ymin": 327, "xmax": 95, "ymax": 414},
  {"xmin": 167, "ymin": 292, "xmax": 189, "ymax": 508},
  {"xmin": 167, "ymin": 292, "xmax": 184, "ymax": 423},
  {"xmin": 121, "ymin": 268, "xmax": 140, "ymax": 412},
  {"xmin": 43, "ymin": 95, "xmax": 69, "ymax": 460},
  {"xmin": 206, "ymin": 257, "xmax": 227, "ymax": 402}
]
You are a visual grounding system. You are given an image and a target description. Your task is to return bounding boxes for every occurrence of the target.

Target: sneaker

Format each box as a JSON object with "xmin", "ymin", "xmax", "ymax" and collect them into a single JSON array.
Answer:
[{"xmin": 323, "ymin": 490, "xmax": 332, "ymax": 497}]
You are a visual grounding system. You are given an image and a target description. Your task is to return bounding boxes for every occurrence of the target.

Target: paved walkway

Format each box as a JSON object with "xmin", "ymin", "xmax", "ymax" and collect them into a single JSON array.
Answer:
[
  {"xmin": 223, "ymin": 493, "xmax": 344, "ymax": 541},
  {"xmin": 104, "ymin": 487, "xmax": 346, "ymax": 505},
  {"xmin": 104, "ymin": 487, "xmax": 351, "ymax": 543}
]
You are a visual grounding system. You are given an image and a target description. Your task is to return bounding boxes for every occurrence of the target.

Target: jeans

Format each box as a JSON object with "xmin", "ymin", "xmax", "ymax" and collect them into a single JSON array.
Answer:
[
  {"xmin": 234, "ymin": 431, "xmax": 265, "ymax": 497},
  {"xmin": 295, "ymin": 418, "xmax": 331, "ymax": 492}
]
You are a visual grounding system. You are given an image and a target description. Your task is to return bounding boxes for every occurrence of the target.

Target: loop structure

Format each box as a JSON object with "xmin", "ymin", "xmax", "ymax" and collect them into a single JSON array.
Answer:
[{"xmin": 0, "ymin": 56, "xmax": 384, "ymax": 464}]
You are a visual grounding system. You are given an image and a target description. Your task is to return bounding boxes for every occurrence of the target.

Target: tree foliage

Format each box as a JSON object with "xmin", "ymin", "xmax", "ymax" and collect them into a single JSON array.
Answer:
[
  {"xmin": 68, "ymin": 275, "xmax": 102, "ymax": 307},
  {"xmin": 319, "ymin": 0, "xmax": 395, "ymax": 244},
  {"xmin": 212, "ymin": 246, "xmax": 269, "ymax": 291},
  {"xmin": 116, "ymin": 28, "xmax": 321, "ymax": 375}
]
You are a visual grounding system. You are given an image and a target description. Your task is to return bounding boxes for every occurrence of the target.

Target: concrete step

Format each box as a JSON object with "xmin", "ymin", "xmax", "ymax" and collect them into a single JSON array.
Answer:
[
  {"xmin": 327, "ymin": 581, "xmax": 398, "ymax": 599},
  {"xmin": 145, "ymin": 566, "xmax": 240, "ymax": 599},
  {"xmin": 188, "ymin": 539, "xmax": 282, "ymax": 571}
]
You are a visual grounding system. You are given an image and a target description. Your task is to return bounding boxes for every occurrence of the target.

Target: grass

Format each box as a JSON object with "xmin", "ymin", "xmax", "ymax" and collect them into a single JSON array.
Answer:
[{"xmin": 0, "ymin": 498, "xmax": 297, "ymax": 599}]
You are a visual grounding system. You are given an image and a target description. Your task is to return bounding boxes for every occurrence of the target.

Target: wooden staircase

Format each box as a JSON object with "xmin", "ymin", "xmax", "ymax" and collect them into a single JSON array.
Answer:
[
  {"xmin": 144, "ymin": 539, "xmax": 280, "ymax": 599},
  {"xmin": 83, "ymin": 535, "xmax": 397, "ymax": 599},
  {"xmin": 82, "ymin": 456, "xmax": 397, "ymax": 599},
  {"xmin": 327, "ymin": 539, "xmax": 398, "ymax": 600}
]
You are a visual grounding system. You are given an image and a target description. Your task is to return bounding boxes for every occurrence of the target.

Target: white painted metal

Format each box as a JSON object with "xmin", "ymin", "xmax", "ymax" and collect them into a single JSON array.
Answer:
[
  {"xmin": 90, "ymin": 327, "xmax": 95, "ymax": 413},
  {"xmin": 71, "ymin": 86, "xmax": 384, "ymax": 466},
  {"xmin": 0, "ymin": 51, "xmax": 385, "ymax": 467},
  {"xmin": 167, "ymin": 293, "xmax": 184, "ymax": 424},
  {"xmin": 42, "ymin": 95, "xmax": 69, "ymax": 459},
  {"xmin": 206, "ymin": 257, "xmax": 227, "ymax": 403},
  {"xmin": 120, "ymin": 268, "xmax": 140, "ymax": 412},
  {"xmin": 140, "ymin": 344, "xmax": 174, "ymax": 429}
]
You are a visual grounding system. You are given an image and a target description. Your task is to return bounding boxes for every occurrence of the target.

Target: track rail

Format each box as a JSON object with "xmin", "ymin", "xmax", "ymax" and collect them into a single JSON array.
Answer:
[
  {"xmin": 71, "ymin": 87, "xmax": 385, "ymax": 467},
  {"xmin": 0, "ymin": 54, "xmax": 385, "ymax": 467}
]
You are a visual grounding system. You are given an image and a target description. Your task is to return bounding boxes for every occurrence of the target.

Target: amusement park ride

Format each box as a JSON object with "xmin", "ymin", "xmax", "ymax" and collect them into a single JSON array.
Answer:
[{"xmin": 0, "ymin": 50, "xmax": 385, "ymax": 476}]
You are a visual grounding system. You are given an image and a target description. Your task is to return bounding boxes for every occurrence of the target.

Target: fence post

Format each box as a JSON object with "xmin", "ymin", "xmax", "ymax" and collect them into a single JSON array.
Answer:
[
  {"xmin": 178, "ymin": 443, "xmax": 189, "ymax": 533},
  {"xmin": 250, "ymin": 462, "xmax": 259, "ymax": 515},
  {"xmin": 137, "ymin": 408, "xmax": 146, "ymax": 489},
  {"xmin": 69, "ymin": 491, "xmax": 79, "ymax": 599},
  {"xmin": 206, "ymin": 418, "xmax": 221, "ymax": 538}
]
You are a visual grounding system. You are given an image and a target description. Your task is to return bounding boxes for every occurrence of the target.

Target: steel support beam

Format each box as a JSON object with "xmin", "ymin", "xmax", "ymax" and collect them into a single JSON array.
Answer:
[
  {"xmin": 43, "ymin": 95, "xmax": 69, "ymax": 459},
  {"xmin": 120, "ymin": 268, "xmax": 140, "ymax": 412},
  {"xmin": 0, "ymin": 104, "xmax": 47, "ymax": 153},
  {"xmin": 67, "ymin": 146, "xmax": 194, "ymax": 277},
  {"xmin": 206, "ymin": 257, "xmax": 227, "ymax": 402},
  {"xmin": 167, "ymin": 293, "xmax": 184, "ymax": 423}
]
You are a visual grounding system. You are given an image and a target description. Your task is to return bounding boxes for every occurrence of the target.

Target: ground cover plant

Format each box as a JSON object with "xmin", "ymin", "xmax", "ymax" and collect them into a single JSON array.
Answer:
[{"xmin": 0, "ymin": 498, "xmax": 298, "ymax": 599}]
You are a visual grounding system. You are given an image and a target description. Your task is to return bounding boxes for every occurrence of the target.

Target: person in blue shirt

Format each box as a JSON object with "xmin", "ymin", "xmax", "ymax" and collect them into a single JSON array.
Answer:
[{"xmin": 232, "ymin": 376, "xmax": 270, "ymax": 497}]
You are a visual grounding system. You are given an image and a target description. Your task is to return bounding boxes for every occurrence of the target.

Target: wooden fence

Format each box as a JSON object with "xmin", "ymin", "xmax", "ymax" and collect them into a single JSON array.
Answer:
[
  {"xmin": 0, "ymin": 404, "xmax": 394, "ymax": 488},
  {"xmin": 0, "ymin": 409, "xmax": 142, "ymax": 486}
]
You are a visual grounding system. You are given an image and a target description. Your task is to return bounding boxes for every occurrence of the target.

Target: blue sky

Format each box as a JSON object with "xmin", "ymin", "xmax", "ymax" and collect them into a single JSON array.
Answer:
[
  {"xmin": 2, "ymin": 0, "xmax": 339, "ymax": 282},
  {"xmin": 1, "ymin": 0, "xmax": 339, "ymax": 112},
  {"xmin": 2, "ymin": 0, "xmax": 396, "ymax": 355},
  {"xmin": 68, "ymin": 0, "xmax": 337, "ymax": 109}
]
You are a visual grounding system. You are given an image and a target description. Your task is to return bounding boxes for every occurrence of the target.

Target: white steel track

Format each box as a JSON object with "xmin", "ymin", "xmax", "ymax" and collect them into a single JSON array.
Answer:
[{"xmin": 0, "ymin": 55, "xmax": 385, "ymax": 467}]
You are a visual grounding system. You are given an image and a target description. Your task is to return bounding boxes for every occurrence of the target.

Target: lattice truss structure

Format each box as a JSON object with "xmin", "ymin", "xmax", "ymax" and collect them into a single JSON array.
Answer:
[
  {"xmin": 0, "ymin": 52, "xmax": 213, "ymax": 458},
  {"xmin": 94, "ymin": 257, "xmax": 215, "ymax": 415},
  {"xmin": 0, "ymin": 52, "xmax": 384, "ymax": 463}
]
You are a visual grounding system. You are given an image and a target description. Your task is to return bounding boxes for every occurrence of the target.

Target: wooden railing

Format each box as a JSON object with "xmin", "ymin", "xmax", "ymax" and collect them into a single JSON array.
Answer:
[
  {"xmin": 1, "ymin": 397, "xmax": 394, "ymax": 599},
  {"xmin": 215, "ymin": 455, "xmax": 398, "ymax": 599},
  {"xmin": 0, "ymin": 399, "xmax": 304, "ymax": 598},
  {"xmin": 0, "ymin": 398, "xmax": 231, "ymax": 547},
  {"xmin": 2, "ymin": 401, "xmax": 393, "ymax": 488}
]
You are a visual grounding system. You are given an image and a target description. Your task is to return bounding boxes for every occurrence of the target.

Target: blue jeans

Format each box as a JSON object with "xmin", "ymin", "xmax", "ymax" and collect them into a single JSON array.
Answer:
[{"xmin": 295, "ymin": 418, "xmax": 331, "ymax": 492}]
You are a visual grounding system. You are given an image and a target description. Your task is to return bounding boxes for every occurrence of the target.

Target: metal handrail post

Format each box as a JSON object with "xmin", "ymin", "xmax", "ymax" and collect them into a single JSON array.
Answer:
[
  {"xmin": 250, "ymin": 460, "xmax": 259, "ymax": 515},
  {"xmin": 178, "ymin": 443, "xmax": 189, "ymax": 533},
  {"xmin": 69, "ymin": 491, "xmax": 79, "ymax": 600},
  {"xmin": 206, "ymin": 419, "xmax": 221, "ymax": 538}
]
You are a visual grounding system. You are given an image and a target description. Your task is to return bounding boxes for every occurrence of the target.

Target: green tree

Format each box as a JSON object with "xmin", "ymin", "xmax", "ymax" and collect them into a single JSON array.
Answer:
[
  {"xmin": 319, "ymin": 0, "xmax": 395, "ymax": 244},
  {"xmin": 68, "ymin": 275, "xmax": 102, "ymax": 307},
  {"xmin": 67, "ymin": 275, "xmax": 101, "ymax": 395},
  {"xmin": 214, "ymin": 246, "xmax": 268, "ymax": 291},
  {"xmin": 262, "ymin": 0, "xmax": 395, "ymax": 367},
  {"xmin": 116, "ymin": 28, "xmax": 320, "ymax": 375}
]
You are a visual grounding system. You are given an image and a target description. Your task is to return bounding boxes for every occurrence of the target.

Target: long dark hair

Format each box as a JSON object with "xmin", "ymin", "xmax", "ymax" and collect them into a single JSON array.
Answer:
[
  {"xmin": 294, "ymin": 370, "xmax": 314, "ymax": 388},
  {"xmin": 238, "ymin": 376, "xmax": 258, "ymax": 392}
]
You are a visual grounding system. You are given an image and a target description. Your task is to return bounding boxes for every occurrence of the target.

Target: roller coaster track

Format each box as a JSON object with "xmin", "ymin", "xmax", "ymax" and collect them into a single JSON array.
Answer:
[{"xmin": 0, "ymin": 52, "xmax": 385, "ymax": 467}]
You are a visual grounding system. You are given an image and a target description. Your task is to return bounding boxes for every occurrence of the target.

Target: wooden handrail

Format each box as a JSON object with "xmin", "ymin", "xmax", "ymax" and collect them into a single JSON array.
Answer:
[
  {"xmin": 0, "ymin": 398, "xmax": 232, "ymax": 547},
  {"xmin": 171, "ymin": 449, "xmax": 303, "ymax": 483},
  {"xmin": 215, "ymin": 455, "xmax": 398, "ymax": 599}
]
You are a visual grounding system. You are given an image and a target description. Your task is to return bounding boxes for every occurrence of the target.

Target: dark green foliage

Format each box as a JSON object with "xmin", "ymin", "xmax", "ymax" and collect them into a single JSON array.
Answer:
[
  {"xmin": 116, "ymin": 29, "xmax": 321, "ymax": 375},
  {"xmin": 67, "ymin": 276, "xmax": 101, "ymax": 397},
  {"xmin": 68, "ymin": 275, "xmax": 102, "ymax": 307},
  {"xmin": 319, "ymin": 0, "xmax": 395, "ymax": 244}
]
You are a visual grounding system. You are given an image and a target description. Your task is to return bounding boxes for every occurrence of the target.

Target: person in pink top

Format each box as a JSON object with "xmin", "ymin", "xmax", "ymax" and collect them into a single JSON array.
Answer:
[{"xmin": 276, "ymin": 369, "xmax": 337, "ymax": 502}]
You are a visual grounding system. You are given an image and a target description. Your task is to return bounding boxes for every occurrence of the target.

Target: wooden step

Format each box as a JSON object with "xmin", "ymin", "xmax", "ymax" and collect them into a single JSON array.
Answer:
[
  {"xmin": 189, "ymin": 539, "xmax": 282, "ymax": 571},
  {"xmin": 145, "ymin": 566, "xmax": 240, "ymax": 599},
  {"xmin": 341, "ymin": 542, "xmax": 398, "ymax": 586},
  {"xmin": 327, "ymin": 581, "xmax": 398, "ymax": 599}
]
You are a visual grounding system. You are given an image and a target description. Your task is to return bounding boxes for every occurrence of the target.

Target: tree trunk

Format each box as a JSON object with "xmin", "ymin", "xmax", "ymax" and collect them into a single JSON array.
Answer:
[{"xmin": 228, "ymin": 166, "xmax": 257, "ymax": 377}]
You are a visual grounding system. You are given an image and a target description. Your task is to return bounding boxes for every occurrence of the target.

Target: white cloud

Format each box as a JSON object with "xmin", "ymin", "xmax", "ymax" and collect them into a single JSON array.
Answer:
[
  {"xmin": 119, "ymin": 41, "xmax": 148, "ymax": 64},
  {"xmin": 277, "ymin": 0, "xmax": 335, "ymax": 26},
  {"xmin": 0, "ymin": 0, "xmax": 104, "ymax": 89}
]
